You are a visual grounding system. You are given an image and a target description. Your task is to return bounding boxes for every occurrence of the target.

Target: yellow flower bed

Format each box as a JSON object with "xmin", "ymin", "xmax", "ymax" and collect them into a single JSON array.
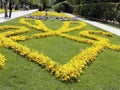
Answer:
[
  {"xmin": 30, "ymin": 11, "xmax": 71, "ymax": 18},
  {"xmin": 9, "ymin": 35, "xmax": 29, "ymax": 41},
  {"xmin": 0, "ymin": 25, "xmax": 30, "ymax": 37},
  {"xmin": 0, "ymin": 15, "xmax": 120, "ymax": 82},
  {"xmin": 0, "ymin": 9, "xmax": 4, "ymax": 13},
  {"xmin": 0, "ymin": 53, "xmax": 6, "ymax": 68},
  {"xmin": 0, "ymin": 9, "xmax": 17, "ymax": 13}
]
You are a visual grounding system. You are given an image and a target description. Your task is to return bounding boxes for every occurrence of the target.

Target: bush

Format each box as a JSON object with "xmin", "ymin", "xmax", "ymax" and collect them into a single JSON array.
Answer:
[
  {"xmin": 78, "ymin": 4, "xmax": 90, "ymax": 17},
  {"xmin": 52, "ymin": 1, "xmax": 74, "ymax": 13},
  {"xmin": 116, "ymin": 11, "xmax": 120, "ymax": 24},
  {"xmin": 102, "ymin": 3, "xmax": 117, "ymax": 20},
  {"xmin": 52, "ymin": 3, "xmax": 61, "ymax": 12},
  {"xmin": 78, "ymin": 2, "xmax": 120, "ymax": 24},
  {"xmin": 116, "ymin": 4, "xmax": 120, "ymax": 24},
  {"xmin": 38, "ymin": 5, "xmax": 43, "ymax": 11}
]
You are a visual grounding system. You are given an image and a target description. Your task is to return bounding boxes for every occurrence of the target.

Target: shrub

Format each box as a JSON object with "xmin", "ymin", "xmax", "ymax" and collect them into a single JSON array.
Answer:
[
  {"xmin": 116, "ymin": 11, "xmax": 120, "ymax": 24},
  {"xmin": 115, "ymin": 3, "xmax": 120, "ymax": 24},
  {"xmin": 52, "ymin": 3, "xmax": 61, "ymax": 12},
  {"xmin": 78, "ymin": 2, "xmax": 120, "ymax": 24},
  {"xmin": 79, "ymin": 4, "xmax": 90, "ymax": 17},
  {"xmin": 102, "ymin": 3, "xmax": 116, "ymax": 20},
  {"xmin": 38, "ymin": 5, "xmax": 43, "ymax": 11},
  {"xmin": 52, "ymin": 1, "xmax": 74, "ymax": 13}
]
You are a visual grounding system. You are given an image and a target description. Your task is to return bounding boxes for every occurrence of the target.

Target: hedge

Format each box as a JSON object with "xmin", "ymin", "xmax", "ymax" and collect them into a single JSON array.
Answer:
[
  {"xmin": 52, "ymin": 1, "xmax": 74, "ymax": 13},
  {"xmin": 78, "ymin": 2, "xmax": 120, "ymax": 24}
]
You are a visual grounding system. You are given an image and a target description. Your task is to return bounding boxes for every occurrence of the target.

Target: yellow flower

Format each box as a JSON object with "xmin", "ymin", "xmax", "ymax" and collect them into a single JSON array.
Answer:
[{"xmin": 0, "ymin": 53, "xmax": 6, "ymax": 68}]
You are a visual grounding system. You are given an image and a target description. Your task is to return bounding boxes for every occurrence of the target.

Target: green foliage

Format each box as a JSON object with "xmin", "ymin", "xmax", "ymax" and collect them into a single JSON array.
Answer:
[
  {"xmin": 78, "ymin": 2, "xmax": 120, "ymax": 24},
  {"xmin": 52, "ymin": 3, "xmax": 61, "ymax": 12},
  {"xmin": 75, "ymin": 0, "xmax": 82, "ymax": 5},
  {"xmin": 66, "ymin": 0, "xmax": 75, "ymax": 4},
  {"xmin": 102, "ymin": 3, "xmax": 117, "ymax": 20},
  {"xmin": 115, "ymin": 3, "xmax": 120, "ymax": 23},
  {"xmin": 38, "ymin": 4, "xmax": 43, "ymax": 11},
  {"xmin": 53, "ymin": 1, "xmax": 74, "ymax": 13},
  {"xmin": 116, "ymin": 11, "xmax": 120, "ymax": 23},
  {"xmin": 54, "ymin": 0, "xmax": 65, "ymax": 5},
  {"xmin": 38, "ymin": 0, "xmax": 51, "ymax": 10},
  {"xmin": 12, "ymin": 0, "xmax": 51, "ymax": 10},
  {"xmin": 77, "ymin": 0, "xmax": 120, "ymax": 3}
]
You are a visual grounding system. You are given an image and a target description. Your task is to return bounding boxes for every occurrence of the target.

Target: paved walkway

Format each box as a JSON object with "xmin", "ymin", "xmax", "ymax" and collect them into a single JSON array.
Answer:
[
  {"xmin": 66, "ymin": 13, "xmax": 120, "ymax": 36},
  {"xmin": 0, "ymin": 9, "xmax": 38, "ymax": 23}
]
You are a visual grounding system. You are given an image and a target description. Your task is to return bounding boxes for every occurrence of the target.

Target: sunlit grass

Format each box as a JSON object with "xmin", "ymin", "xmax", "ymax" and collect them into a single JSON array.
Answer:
[{"xmin": 0, "ymin": 17, "xmax": 120, "ymax": 90}]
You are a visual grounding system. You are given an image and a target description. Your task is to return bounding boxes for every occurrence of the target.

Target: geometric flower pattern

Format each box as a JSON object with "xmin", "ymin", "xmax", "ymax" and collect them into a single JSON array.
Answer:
[{"xmin": 0, "ymin": 16, "xmax": 120, "ymax": 82}]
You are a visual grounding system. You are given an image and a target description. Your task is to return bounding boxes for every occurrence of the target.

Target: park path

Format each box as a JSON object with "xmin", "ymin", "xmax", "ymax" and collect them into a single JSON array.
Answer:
[
  {"xmin": 66, "ymin": 13, "xmax": 120, "ymax": 36},
  {"xmin": 0, "ymin": 9, "xmax": 38, "ymax": 23}
]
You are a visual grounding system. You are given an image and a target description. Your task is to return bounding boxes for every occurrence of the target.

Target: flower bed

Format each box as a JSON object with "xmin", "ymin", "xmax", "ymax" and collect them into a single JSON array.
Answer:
[
  {"xmin": 30, "ymin": 11, "xmax": 71, "ymax": 18},
  {"xmin": 0, "ymin": 9, "xmax": 17, "ymax": 13},
  {"xmin": 0, "ymin": 12, "xmax": 120, "ymax": 82},
  {"xmin": 0, "ymin": 53, "xmax": 6, "ymax": 68},
  {"xmin": 0, "ymin": 9, "xmax": 4, "ymax": 13}
]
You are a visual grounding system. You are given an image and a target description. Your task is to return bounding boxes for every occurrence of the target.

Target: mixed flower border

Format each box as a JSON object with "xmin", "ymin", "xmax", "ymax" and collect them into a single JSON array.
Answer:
[{"xmin": 0, "ymin": 12, "xmax": 120, "ymax": 82}]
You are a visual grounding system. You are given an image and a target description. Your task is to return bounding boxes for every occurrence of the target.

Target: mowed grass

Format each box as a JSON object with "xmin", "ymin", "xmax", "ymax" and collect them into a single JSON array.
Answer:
[{"xmin": 0, "ymin": 17, "xmax": 120, "ymax": 90}]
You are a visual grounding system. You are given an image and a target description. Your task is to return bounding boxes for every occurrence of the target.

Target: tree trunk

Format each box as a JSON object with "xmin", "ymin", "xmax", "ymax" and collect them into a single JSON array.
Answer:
[{"xmin": 0, "ymin": 0, "xmax": 3, "ymax": 8}]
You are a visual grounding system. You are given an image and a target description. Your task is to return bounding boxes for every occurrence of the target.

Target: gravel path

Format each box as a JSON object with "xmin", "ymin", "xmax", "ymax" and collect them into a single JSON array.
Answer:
[
  {"xmin": 0, "ymin": 9, "xmax": 38, "ymax": 23},
  {"xmin": 66, "ymin": 13, "xmax": 120, "ymax": 36}
]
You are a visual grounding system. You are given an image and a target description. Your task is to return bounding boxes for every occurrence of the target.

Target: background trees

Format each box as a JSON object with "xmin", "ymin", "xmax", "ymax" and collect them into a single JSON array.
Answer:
[
  {"xmin": 0, "ymin": 0, "xmax": 3, "ymax": 8},
  {"xmin": 70, "ymin": 0, "xmax": 120, "ymax": 4},
  {"xmin": 41, "ymin": 0, "xmax": 51, "ymax": 10},
  {"xmin": 0, "ymin": 0, "xmax": 120, "ymax": 24},
  {"xmin": 0, "ymin": 0, "xmax": 51, "ymax": 10},
  {"xmin": 54, "ymin": 0, "xmax": 65, "ymax": 4},
  {"xmin": 53, "ymin": 1, "xmax": 73, "ymax": 13}
]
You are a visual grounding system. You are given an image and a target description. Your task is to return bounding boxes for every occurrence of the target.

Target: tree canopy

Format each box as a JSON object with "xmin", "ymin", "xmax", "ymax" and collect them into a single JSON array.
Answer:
[{"xmin": 67, "ymin": 0, "xmax": 120, "ymax": 5}]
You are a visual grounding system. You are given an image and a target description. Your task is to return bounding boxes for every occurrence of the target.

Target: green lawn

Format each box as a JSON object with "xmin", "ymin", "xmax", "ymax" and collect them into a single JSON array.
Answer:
[{"xmin": 0, "ymin": 17, "xmax": 120, "ymax": 90}]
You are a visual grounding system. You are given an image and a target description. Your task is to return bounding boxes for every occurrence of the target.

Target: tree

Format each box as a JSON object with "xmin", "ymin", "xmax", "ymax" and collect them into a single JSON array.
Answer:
[
  {"xmin": 75, "ymin": 0, "xmax": 82, "ymax": 5},
  {"xmin": 74, "ymin": 0, "xmax": 120, "ymax": 3},
  {"xmin": 54, "ymin": 0, "xmax": 65, "ymax": 4},
  {"xmin": 53, "ymin": 1, "xmax": 74, "ymax": 13},
  {"xmin": 116, "ymin": 11, "xmax": 120, "ymax": 24},
  {"xmin": 40, "ymin": 0, "xmax": 51, "ymax": 10},
  {"xmin": 66, "ymin": 0, "xmax": 75, "ymax": 4},
  {"xmin": 0, "ymin": 0, "xmax": 2, "ymax": 8}
]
